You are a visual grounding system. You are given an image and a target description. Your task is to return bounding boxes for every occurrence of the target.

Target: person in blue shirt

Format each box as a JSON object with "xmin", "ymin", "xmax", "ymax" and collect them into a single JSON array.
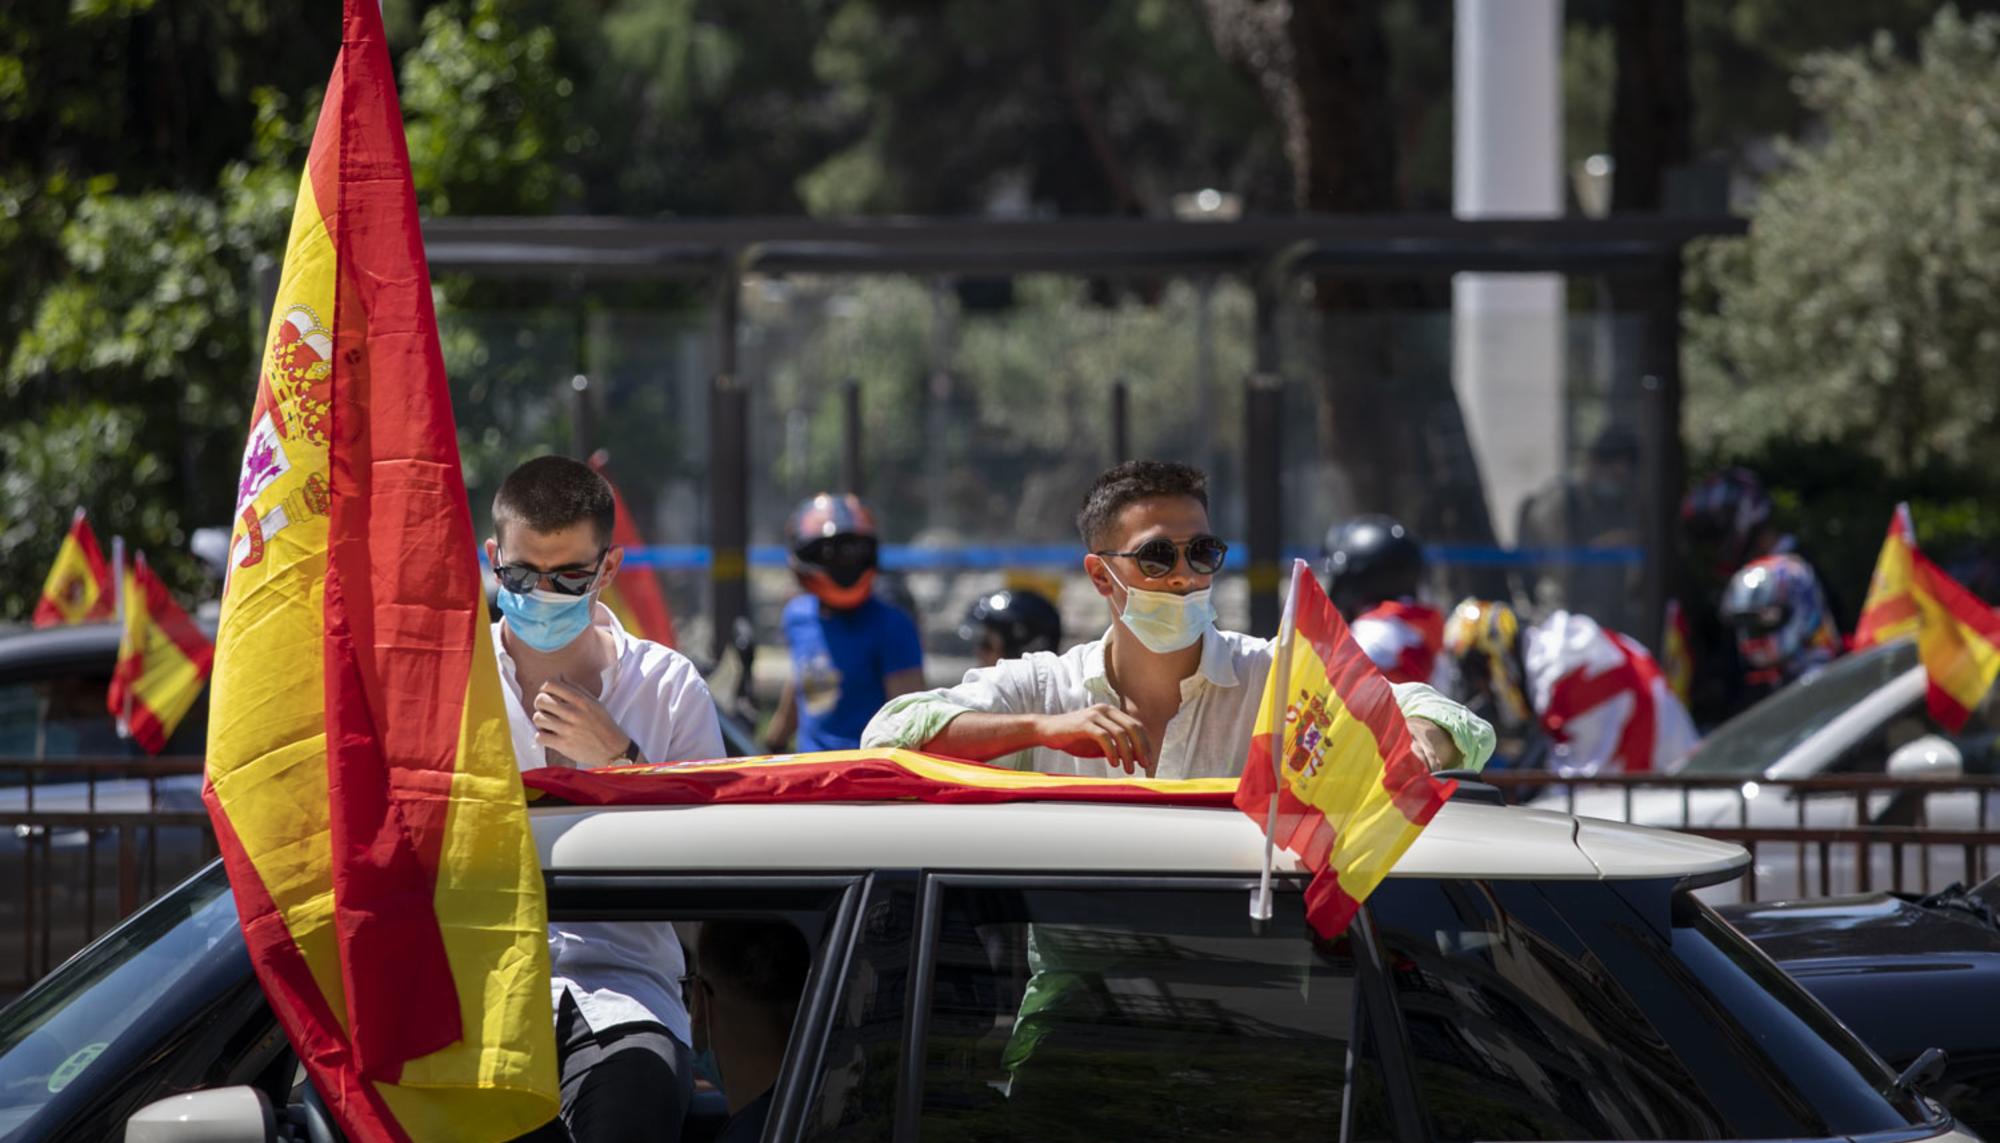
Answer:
[{"xmin": 762, "ymin": 493, "xmax": 925, "ymax": 753}]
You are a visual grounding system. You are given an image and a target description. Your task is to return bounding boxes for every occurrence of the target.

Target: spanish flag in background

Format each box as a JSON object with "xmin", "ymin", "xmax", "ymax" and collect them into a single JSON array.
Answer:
[
  {"xmin": 32, "ymin": 509, "xmax": 115, "ymax": 628},
  {"xmin": 1661, "ymin": 598, "xmax": 1694, "ymax": 707},
  {"xmin": 202, "ymin": 0, "xmax": 557, "ymax": 1138},
  {"xmin": 588, "ymin": 451, "xmax": 679, "ymax": 648},
  {"xmin": 1236, "ymin": 560, "xmax": 1457, "ymax": 938},
  {"xmin": 107, "ymin": 552, "xmax": 213, "ymax": 754},
  {"xmin": 1854, "ymin": 504, "xmax": 2000, "ymax": 731}
]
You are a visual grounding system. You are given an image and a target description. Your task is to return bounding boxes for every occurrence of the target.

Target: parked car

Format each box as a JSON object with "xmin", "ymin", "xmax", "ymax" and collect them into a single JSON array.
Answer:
[
  {"xmin": 1725, "ymin": 877, "xmax": 2000, "ymax": 1140},
  {"xmin": 0, "ymin": 779, "xmax": 1971, "ymax": 1142},
  {"xmin": 1550, "ymin": 639, "xmax": 2000, "ymax": 900},
  {"xmin": 0, "ymin": 621, "xmax": 762, "ymax": 994}
]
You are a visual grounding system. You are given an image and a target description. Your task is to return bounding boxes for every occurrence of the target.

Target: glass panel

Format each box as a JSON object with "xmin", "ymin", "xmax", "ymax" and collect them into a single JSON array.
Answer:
[
  {"xmin": 916, "ymin": 884, "xmax": 1390, "ymax": 1143},
  {"xmin": 1679, "ymin": 639, "xmax": 1917, "ymax": 775},
  {"xmin": 798, "ymin": 879, "xmax": 914, "ymax": 1141},
  {"xmin": 1369, "ymin": 877, "xmax": 1923, "ymax": 1140}
]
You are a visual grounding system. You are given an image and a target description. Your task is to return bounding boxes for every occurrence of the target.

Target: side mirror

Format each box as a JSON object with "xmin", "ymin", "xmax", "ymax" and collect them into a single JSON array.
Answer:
[
  {"xmin": 1888, "ymin": 735, "xmax": 1964, "ymax": 781},
  {"xmin": 126, "ymin": 1086, "xmax": 275, "ymax": 1142}
]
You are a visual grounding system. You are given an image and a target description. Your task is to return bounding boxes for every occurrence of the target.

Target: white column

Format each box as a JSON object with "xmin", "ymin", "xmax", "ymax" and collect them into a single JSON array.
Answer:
[{"xmin": 1454, "ymin": 0, "xmax": 1565, "ymax": 545}]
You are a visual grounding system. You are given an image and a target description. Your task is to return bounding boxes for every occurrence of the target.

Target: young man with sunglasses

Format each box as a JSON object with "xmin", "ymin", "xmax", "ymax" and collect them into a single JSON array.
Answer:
[
  {"xmin": 862, "ymin": 460, "xmax": 1493, "ymax": 778},
  {"xmin": 489, "ymin": 455, "xmax": 722, "ymax": 1143},
  {"xmin": 762, "ymin": 492, "xmax": 926, "ymax": 753}
]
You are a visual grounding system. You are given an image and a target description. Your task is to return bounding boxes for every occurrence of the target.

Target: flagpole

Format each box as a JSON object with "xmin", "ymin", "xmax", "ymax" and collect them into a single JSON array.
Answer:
[
  {"xmin": 1252, "ymin": 559, "xmax": 1299, "ymax": 923},
  {"xmin": 112, "ymin": 539, "xmax": 131, "ymax": 736}
]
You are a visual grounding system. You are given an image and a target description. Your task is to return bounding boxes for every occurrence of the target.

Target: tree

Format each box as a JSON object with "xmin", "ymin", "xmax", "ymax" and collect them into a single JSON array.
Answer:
[{"xmin": 1685, "ymin": 7, "xmax": 2000, "ymax": 478}]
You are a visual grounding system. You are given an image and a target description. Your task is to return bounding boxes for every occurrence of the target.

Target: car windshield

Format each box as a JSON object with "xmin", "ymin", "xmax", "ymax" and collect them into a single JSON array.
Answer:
[
  {"xmin": 1677, "ymin": 640, "xmax": 1918, "ymax": 775},
  {"xmin": 0, "ymin": 862, "xmax": 239, "ymax": 1137}
]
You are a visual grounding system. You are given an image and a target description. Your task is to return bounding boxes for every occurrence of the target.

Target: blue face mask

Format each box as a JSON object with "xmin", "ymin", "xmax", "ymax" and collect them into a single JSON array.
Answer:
[{"xmin": 496, "ymin": 587, "xmax": 595, "ymax": 652}]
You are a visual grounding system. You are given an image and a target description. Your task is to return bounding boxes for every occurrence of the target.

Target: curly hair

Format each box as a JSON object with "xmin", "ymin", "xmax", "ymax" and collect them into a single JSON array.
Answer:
[{"xmin": 1075, "ymin": 460, "xmax": 1209, "ymax": 550}]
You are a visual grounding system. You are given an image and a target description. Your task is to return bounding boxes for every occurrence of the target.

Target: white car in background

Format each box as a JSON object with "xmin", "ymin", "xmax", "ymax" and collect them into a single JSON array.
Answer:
[
  {"xmin": 0, "ymin": 779, "xmax": 1974, "ymax": 1142},
  {"xmin": 1552, "ymin": 639, "xmax": 2000, "ymax": 901}
]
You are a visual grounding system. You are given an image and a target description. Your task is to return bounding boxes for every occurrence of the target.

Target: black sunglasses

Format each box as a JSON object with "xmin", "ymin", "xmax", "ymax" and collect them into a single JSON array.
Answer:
[
  {"xmin": 493, "ymin": 549, "xmax": 607, "ymax": 597},
  {"xmin": 1094, "ymin": 534, "xmax": 1228, "ymax": 579}
]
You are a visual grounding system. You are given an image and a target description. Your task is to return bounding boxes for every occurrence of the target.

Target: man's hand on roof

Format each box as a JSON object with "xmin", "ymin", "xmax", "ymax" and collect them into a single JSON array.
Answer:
[
  {"xmin": 1036, "ymin": 705, "xmax": 1156, "ymax": 777},
  {"xmin": 1407, "ymin": 718, "xmax": 1463, "ymax": 773}
]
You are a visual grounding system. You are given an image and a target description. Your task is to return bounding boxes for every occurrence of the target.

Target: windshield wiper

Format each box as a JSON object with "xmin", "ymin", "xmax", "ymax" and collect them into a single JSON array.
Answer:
[{"xmin": 1888, "ymin": 1046, "xmax": 1948, "ymax": 1102}]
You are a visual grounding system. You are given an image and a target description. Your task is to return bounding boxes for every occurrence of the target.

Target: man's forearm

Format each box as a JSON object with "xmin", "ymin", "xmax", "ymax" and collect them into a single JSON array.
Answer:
[{"xmin": 919, "ymin": 712, "xmax": 1046, "ymax": 762}]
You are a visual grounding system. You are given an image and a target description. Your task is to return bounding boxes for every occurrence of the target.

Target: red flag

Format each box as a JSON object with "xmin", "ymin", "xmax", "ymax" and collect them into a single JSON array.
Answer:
[
  {"xmin": 33, "ymin": 508, "xmax": 115, "ymax": 628},
  {"xmin": 588, "ymin": 452, "xmax": 679, "ymax": 648}
]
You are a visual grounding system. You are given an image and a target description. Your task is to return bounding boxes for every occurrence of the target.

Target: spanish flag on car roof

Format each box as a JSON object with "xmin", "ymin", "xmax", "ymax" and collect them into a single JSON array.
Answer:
[
  {"xmin": 202, "ymin": 1, "xmax": 556, "ymax": 1138},
  {"xmin": 32, "ymin": 509, "xmax": 114, "ymax": 628},
  {"xmin": 1236, "ymin": 560, "xmax": 1457, "ymax": 938},
  {"xmin": 1855, "ymin": 503, "xmax": 2000, "ymax": 731},
  {"xmin": 107, "ymin": 552, "xmax": 213, "ymax": 754}
]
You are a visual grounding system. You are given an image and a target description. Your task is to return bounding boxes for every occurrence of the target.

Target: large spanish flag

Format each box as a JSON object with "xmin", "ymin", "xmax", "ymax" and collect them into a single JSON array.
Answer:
[
  {"xmin": 202, "ymin": 1, "xmax": 557, "ymax": 1139},
  {"xmin": 1854, "ymin": 503, "xmax": 1921, "ymax": 649},
  {"xmin": 589, "ymin": 452, "xmax": 678, "ymax": 648},
  {"xmin": 32, "ymin": 508, "xmax": 115, "ymax": 628},
  {"xmin": 107, "ymin": 552, "xmax": 214, "ymax": 754},
  {"xmin": 1236, "ymin": 560, "xmax": 1456, "ymax": 938}
]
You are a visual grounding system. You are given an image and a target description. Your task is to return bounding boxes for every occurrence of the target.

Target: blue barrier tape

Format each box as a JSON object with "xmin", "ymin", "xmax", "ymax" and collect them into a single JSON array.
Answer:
[{"xmin": 610, "ymin": 542, "xmax": 1645, "ymax": 572}]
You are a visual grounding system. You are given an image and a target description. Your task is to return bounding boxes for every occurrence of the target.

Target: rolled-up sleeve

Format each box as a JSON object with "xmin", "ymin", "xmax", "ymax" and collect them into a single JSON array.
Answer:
[
  {"xmin": 861, "ymin": 659, "xmax": 1041, "ymax": 750},
  {"xmin": 1391, "ymin": 681, "xmax": 1496, "ymax": 772}
]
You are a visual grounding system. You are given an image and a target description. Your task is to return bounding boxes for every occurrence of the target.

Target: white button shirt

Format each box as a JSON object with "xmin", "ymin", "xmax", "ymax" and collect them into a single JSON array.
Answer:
[
  {"xmin": 861, "ymin": 625, "xmax": 1493, "ymax": 779},
  {"xmin": 495, "ymin": 604, "xmax": 724, "ymax": 1045}
]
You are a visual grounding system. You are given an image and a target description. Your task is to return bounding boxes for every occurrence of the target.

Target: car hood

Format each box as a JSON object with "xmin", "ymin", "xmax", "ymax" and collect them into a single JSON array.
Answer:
[{"xmin": 1720, "ymin": 891, "xmax": 2000, "ymax": 963}]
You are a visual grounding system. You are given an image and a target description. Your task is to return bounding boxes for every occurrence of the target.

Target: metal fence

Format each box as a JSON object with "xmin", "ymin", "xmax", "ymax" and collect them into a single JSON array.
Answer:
[
  {"xmin": 0, "ymin": 757, "xmax": 213, "ymax": 995},
  {"xmin": 1479, "ymin": 771, "xmax": 2000, "ymax": 903},
  {"xmin": 7, "ymin": 760, "xmax": 2000, "ymax": 996}
]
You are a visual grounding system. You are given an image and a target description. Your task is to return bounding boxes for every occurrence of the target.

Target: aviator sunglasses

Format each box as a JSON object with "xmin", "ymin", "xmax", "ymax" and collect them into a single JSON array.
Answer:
[
  {"xmin": 1093, "ymin": 534, "xmax": 1229, "ymax": 579},
  {"xmin": 493, "ymin": 549, "xmax": 608, "ymax": 597}
]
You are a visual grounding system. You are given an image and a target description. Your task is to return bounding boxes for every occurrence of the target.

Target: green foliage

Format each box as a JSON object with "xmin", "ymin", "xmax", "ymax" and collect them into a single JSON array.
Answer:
[{"xmin": 1686, "ymin": 8, "xmax": 2000, "ymax": 478}]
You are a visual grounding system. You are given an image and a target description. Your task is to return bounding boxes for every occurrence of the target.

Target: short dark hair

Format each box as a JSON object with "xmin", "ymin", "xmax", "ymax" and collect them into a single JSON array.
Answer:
[
  {"xmin": 697, "ymin": 919, "xmax": 812, "ymax": 1034},
  {"xmin": 1075, "ymin": 461, "xmax": 1209, "ymax": 550},
  {"xmin": 492, "ymin": 455, "xmax": 616, "ymax": 547}
]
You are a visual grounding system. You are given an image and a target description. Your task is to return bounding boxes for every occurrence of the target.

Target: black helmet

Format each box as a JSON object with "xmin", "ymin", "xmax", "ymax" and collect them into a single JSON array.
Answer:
[
  {"xmin": 960, "ymin": 589, "xmax": 1062, "ymax": 658},
  {"xmin": 1323, "ymin": 515, "xmax": 1424, "ymax": 617},
  {"xmin": 1680, "ymin": 468, "xmax": 1772, "ymax": 570}
]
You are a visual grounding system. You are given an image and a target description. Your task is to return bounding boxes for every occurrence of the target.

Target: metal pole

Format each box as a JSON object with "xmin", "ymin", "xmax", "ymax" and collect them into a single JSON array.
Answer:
[
  {"xmin": 841, "ymin": 378, "xmax": 864, "ymax": 494},
  {"xmin": 569, "ymin": 373, "xmax": 592, "ymax": 459},
  {"xmin": 1194, "ymin": 276, "xmax": 1218, "ymax": 484},
  {"xmin": 1246, "ymin": 281, "xmax": 1283, "ymax": 637},
  {"xmin": 1110, "ymin": 380, "xmax": 1130, "ymax": 463},
  {"xmin": 1637, "ymin": 253, "xmax": 1685, "ymax": 654},
  {"xmin": 709, "ymin": 256, "xmax": 748, "ymax": 665}
]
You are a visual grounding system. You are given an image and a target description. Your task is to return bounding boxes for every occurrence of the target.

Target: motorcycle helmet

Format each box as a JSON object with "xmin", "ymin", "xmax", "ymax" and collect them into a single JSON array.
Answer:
[
  {"xmin": 788, "ymin": 493, "xmax": 880, "ymax": 610},
  {"xmin": 1720, "ymin": 554, "xmax": 1834, "ymax": 677},
  {"xmin": 1443, "ymin": 598, "xmax": 1531, "ymax": 727},
  {"xmin": 1681, "ymin": 468, "xmax": 1773, "ymax": 572},
  {"xmin": 960, "ymin": 589, "xmax": 1062, "ymax": 665},
  {"xmin": 1323, "ymin": 515, "xmax": 1424, "ymax": 619}
]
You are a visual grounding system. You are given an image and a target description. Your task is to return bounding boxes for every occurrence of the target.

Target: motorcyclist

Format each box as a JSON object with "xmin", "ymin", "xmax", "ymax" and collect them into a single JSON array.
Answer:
[
  {"xmin": 960, "ymin": 588, "xmax": 1063, "ymax": 669},
  {"xmin": 1324, "ymin": 515, "xmax": 1449, "ymax": 688},
  {"xmin": 763, "ymin": 493, "xmax": 926, "ymax": 753},
  {"xmin": 1719, "ymin": 554, "xmax": 1841, "ymax": 694},
  {"xmin": 1445, "ymin": 598, "xmax": 1699, "ymax": 776}
]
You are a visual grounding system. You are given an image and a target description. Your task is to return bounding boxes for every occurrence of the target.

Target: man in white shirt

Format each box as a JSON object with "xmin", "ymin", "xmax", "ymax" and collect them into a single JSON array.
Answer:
[
  {"xmin": 863, "ymin": 461, "xmax": 1494, "ymax": 777},
  {"xmin": 490, "ymin": 456, "xmax": 723, "ymax": 1143}
]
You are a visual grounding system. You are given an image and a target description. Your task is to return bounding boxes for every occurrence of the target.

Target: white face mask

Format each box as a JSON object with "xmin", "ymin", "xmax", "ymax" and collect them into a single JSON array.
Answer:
[{"xmin": 1102, "ymin": 563, "xmax": 1217, "ymax": 654}]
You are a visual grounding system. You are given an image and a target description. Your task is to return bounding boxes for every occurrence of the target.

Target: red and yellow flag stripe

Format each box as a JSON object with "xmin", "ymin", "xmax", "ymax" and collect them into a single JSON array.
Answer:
[
  {"xmin": 1855, "ymin": 503, "xmax": 1921, "ymax": 648},
  {"xmin": 33, "ymin": 508, "xmax": 115, "ymax": 628},
  {"xmin": 589, "ymin": 453, "xmax": 679, "ymax": 648},
  {"xmin": 524, "ymin": 748, "xmax": 1240, "ymax": 807},
  {"xmin": 107, "ymin": 552, "xmax": 213, "ymax": 754},
  {"xmin": 1236, "ymin": 560, "xmax": 1456, "ymax": 938},
  {"xmin": 1853, "ymin": 505, "xmax": 2000, "ymax": 730},
  {"xmin": 202, "ymin": 2, "xmax": 556, "ymax": 1138}
]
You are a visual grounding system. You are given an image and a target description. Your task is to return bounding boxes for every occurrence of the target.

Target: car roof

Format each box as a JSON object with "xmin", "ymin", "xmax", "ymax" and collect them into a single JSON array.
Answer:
[
  {"xmin": 0, "ymin": 622, "xmax": 126, "ymax": 679},
  {"xmin": 531, "ymin": 797, "xmax": 1749, "ymax": 882}
]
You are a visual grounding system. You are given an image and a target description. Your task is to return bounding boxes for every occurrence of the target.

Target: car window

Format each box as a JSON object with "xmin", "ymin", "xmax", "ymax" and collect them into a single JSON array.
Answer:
[
  {"xmin": 796, "ymin": 876, "xmax": 915, "ymax": 1141},
  {"xmin": 1369, "ymin": 877, "xmax": 1925, "ymax": 1141},
  {"xmin": 911, "ymin": 882, "xmax": 1394, "ymax": 1143},
  {"xmin": 0, "ymin": 676, "xmax": 146, "ymax": 762},
  {"xmin": 1679, "ymin": 641, "xmax": 1917, "ymax": 775}
]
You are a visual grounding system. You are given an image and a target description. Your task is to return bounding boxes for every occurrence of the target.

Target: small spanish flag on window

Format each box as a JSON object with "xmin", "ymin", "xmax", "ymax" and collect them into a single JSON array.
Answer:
[
  {"xmin": 32, "ymin": 508, "xmax": 115, "ymax": 628},
  {"xmin": 106, "ymin": 552, "xmax": 213, "ymax": 754},
  {"xmin": 1856, "ymin": 504, "xmax": 2000, "ymax": 730},
  {"xmin": 1237, "ymin": 560, "xmax": 1457, "ymax": 938}
]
